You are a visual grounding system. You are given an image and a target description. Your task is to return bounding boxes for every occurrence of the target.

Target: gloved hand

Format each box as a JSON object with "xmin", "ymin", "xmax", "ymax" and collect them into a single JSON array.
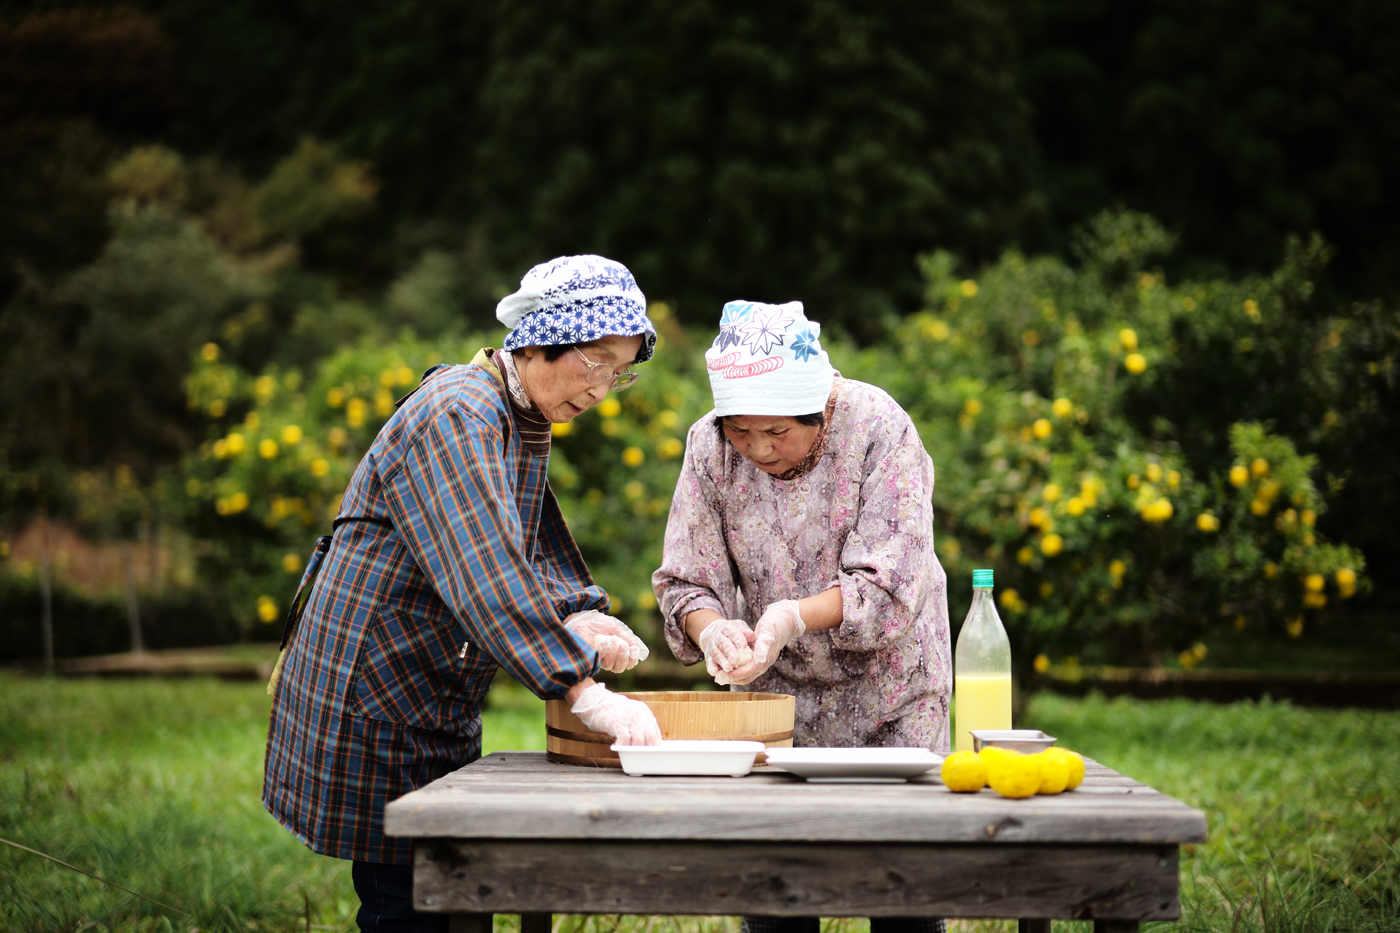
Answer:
[
  {"xmin": 564, "ymin": 610, "xmax": 650, "ymax": 673},
  {"xmin": 725, "ymin": 600, "xmax": 805, "ymax": 685},
  {"xmin": 570, "ymin": 682, "xmax": 662, "ymax": 746},
  {"xmin": 696, "ymin": 617, "xmax": 755, "ymax": 685}
]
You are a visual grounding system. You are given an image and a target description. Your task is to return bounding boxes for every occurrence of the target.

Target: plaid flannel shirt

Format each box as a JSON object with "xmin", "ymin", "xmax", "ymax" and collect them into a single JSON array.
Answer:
[{"xmin": 263, "ymin": 350, "xmax": 605, "ymax": 864}]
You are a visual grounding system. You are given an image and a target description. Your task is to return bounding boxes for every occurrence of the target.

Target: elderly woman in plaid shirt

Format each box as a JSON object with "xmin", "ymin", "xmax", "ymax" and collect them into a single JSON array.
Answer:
[{"xmin": 264, "ymin": 256, "xmax": 662, "ymax": 933}]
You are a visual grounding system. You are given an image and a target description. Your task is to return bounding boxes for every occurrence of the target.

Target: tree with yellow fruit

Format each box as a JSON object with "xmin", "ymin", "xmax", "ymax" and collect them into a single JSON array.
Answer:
[
  {"xmin": 179, "ymin": 307, "xmax": 711, "ymax": 639},
  {"xmin": 836, "ymin": 211, "xmax": 1368, "ymax": 675}
]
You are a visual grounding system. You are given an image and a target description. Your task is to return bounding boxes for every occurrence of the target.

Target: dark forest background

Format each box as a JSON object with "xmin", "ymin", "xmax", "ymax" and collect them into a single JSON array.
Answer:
[
  {"xmin": 1, "ymin": 0, "xmax": 1396, "ymax": 658},
  {"xmin": 7, "ymin": 0, "xmax": 1398, "ymax": 323}
]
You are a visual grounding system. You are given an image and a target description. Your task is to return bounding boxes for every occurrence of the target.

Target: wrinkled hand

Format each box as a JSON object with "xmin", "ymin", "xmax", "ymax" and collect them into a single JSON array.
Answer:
[
  {"xmin": 571, "ymin": 683, "xmax": 662, "ymax": 746},
  {"xmin": 725, "ymin": 600, "xmax": 806, "ymax": 685},
  {"xmin": 564, "ymin": 610, "xmax": 650, "ymax": 673},
  {"xmin": 696, "ymin": 617, "xmax": 756, "ymax": 685}
]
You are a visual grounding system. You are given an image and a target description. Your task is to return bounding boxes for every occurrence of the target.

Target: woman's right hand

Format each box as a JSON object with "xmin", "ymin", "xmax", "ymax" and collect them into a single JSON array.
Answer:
[
  {"xmin": 696, "ymin": 618, "xmax": 756, "ymax": 684},
  {"xmin": 570, "ymin": 683, "xmax": 662, "ymax": 746}
]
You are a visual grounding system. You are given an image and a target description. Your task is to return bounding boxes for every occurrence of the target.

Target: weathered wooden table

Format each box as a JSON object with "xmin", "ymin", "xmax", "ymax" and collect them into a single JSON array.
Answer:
[{"xmin": 385, "ymin": 752, "xmax": 1207, "ymax": 933}]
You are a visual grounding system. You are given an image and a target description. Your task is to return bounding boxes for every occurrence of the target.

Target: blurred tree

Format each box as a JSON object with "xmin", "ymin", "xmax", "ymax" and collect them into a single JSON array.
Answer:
[
  {"xmin": 1017, "ymin": 0, "xmax": 1400, "ymax": 297},
  {"xmin": 0, "ymin": 139, "xmax": 377, "ymax": 522},
  {"xmin": 463, "ymin": 0, "xmax": 1039, "ymax": 334},
  {"xmin": 0, "ymin": 4, "xmax": 195, "ymax": 651},
  {"xmin": 0, "ymin": 133, "xmax": 382, "ymax": 654},
  {"xmin": 0, "ymin": 194, "xmax": 268, "ymax": 506},
  {"xmin": 0, "ymin": 5, "xmax": 181, "ymax": 528},
  {"xmin": 146, "ymin": 0, "xmax": 1041, "ymax": 334},
  {"xmin": 0, "ymin": 6, "xmax": 176, "ymax": 305},
  {"xmin": 13, "ymin": 0, "xmax": 1400, "ymax": 314},
  {"xmin": 1123, "ymin": 233, "xmax": 1400, "ymax": 602}
]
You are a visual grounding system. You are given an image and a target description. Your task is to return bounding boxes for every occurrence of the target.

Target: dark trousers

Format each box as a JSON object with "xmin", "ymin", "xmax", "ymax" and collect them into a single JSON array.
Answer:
[
  {"xmin": 741, "ymin": 918, "xmax": 947, "ymax": 933},
  {"xmin": 352, "ymin": 860, "xmax": 448, "ymax": 933}
]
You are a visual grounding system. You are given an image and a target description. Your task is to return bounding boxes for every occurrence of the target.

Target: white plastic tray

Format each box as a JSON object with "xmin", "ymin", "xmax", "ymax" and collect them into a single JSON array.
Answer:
[
  {"xmin": 763, "ymin": 747, "xmax": 943, "ymax": 783},
  {"xmin": 611, "ymin": 740, "xmax": 766, "ymax": 777}
]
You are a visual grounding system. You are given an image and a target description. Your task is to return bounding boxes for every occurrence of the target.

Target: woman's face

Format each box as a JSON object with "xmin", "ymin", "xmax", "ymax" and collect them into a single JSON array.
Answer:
[
  {"xmin": 515, "ymin": 334, "xmax": 643, "ymax": 423},
  {"xmin": 721, "ymin": 415, "xmax": 821, "ymax": 475}
]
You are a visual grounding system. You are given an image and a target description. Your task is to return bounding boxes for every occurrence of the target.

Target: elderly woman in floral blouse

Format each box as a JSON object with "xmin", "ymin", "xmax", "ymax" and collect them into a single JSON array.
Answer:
[{"xmin": 653, "ymin": 300, "xmax": 951, "ymax": 753}]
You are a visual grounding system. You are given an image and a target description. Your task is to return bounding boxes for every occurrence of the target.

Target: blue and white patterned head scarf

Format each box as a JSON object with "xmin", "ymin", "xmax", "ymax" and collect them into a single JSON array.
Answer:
[
  {"xmin": 497, "ymin": 255, "xmax": 657, "ymax": 362},
  {"xmin": 705, "ymin": 300, "xmax": 835, "ymax": 417}
]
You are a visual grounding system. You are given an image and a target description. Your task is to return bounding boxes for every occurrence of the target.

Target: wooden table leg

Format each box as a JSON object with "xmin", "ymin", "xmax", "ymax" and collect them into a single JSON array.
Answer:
[
  {"xmin": 1092, "ymin": 923, "xmax": 1138, "ymax": 933},
  {"xmin": 449, "ymin": 914, "xmax": 493, "ymax": 933},
  {"xmin": 522, "ymin": 913, "xmax": 552, "ymax": 933},
  {"xmin": 1018, "ymin": 921, "xmax": 1051, "ymax": 933}
]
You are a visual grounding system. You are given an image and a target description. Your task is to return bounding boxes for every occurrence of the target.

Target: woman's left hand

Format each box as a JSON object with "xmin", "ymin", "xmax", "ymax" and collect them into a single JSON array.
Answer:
[
  {"xmin": 564, "ymin": 611, "xmax": 650, "ymax": 672},
  {"xmin": 725, "ymin": 600, "xmax": 806, "ymax": 684}
]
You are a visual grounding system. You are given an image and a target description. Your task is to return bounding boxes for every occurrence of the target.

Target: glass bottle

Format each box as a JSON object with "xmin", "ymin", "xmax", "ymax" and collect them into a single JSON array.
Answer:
[{"xmin": 953, "ymin": 568, "xmax": 1012, "ymax": 752}]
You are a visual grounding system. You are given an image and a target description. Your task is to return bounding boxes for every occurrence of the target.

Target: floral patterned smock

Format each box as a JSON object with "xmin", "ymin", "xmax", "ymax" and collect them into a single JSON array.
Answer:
[{"xmin": 653, "ymin": 377, "xmax": 951, "ymax": 751}]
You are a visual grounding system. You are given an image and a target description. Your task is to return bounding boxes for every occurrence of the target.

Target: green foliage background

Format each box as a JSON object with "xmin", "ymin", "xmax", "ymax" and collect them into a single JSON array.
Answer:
[
  {"xmin": 0, "ymin": 0, "xmax": 1396, "ymax": 666},
  {"xmin": 837, "ymin": 213, "xmax": 1374, "ymax": 671},
  {"xmin": 140, "ymin": 193, "xmax": 1374, "ymax": 671}
]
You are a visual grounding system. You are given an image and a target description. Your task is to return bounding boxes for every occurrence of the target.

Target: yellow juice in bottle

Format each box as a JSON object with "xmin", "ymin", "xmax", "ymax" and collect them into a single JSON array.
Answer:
[{"xmin": 954, "ymin": 672, "xmax": 1012, "ymax": 752}]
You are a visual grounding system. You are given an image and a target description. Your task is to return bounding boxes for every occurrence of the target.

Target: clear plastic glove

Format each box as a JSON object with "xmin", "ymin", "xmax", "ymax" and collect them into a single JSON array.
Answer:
[
  {"xmin": 564, "ymin": 610, "xmax": 650, "ymax": 673},
  {"xmin": 570, "ymin": 683, "xmax": 662, "ymax": 746},
  {"xmin": 725, "ymin": 600, "xmax": 805, "ymax": 685},
  {"xmin": 696, "ymin": 617, "xmax": 755, "ymax": 685}
]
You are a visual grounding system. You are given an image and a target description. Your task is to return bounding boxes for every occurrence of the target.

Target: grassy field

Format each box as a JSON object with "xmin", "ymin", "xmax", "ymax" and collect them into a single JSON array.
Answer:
[{"xmin": 1, "ymin": 675, "xmax": 1396, "ymax": 933}]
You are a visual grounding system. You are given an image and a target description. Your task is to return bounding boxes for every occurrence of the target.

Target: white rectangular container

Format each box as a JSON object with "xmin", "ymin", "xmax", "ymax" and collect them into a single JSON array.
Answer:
[{"xmin": 611, "ymin": 740, "xmax": 766, "ymax": 777}]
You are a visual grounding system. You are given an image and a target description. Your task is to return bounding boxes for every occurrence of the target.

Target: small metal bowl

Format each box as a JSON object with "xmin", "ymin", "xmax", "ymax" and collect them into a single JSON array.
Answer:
[{"xmin": 971, "ymin": 730, "xmax": 1057, "ymax": 753}]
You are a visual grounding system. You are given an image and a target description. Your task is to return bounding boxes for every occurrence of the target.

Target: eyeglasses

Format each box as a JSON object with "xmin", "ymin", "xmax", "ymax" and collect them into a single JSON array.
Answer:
[{"xmin": 573, "ymin": 346, "xmax": 639, "ymax": 391}]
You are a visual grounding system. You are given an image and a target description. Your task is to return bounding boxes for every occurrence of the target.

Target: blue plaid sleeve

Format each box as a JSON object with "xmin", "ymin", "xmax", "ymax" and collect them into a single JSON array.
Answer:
[
  {"xmin": 533, "ymin": 486, "xmax": 610, "ymax": 617},
  {"xmin": 380, "ymin": 406, "xmax": 599, "ymax": 698}
]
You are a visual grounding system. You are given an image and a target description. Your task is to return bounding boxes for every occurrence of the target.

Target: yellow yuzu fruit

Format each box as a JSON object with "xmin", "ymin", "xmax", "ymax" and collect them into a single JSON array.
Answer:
[
  {"xmin": 977, "ymin": 746, "xmax": 1017, "ymax": 768},
  {"xmin": 940, "ymin": 751, "xmax": 987, "ymax": 793},
  {"xmin": 1035, "ymin": 748, "xmax": 1072, "ymax": 794},
  {"xmin": 1062, "ymin": 750, "xmax": 1086, "ymax": 789},
  {"xmin": 987, "ymin": 752, "xmax": 1042, "ymax": 799},
  {"xmin": 977, "ymin": 746, "xmax": 1016, "ymax": 790}
]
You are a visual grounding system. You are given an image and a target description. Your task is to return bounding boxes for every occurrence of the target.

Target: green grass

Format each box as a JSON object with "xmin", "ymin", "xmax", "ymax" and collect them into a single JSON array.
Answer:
[
  {"xmin": 2, "ymin": 676, "xmax": 1397, "ymax": 933},
  {"xmin": 0, "ymin": 675, "xmax": 556, "ymax": 933},
  {"xmin": 1026, "ymin": 694, "xmax": 1400, "ymax": 933}
]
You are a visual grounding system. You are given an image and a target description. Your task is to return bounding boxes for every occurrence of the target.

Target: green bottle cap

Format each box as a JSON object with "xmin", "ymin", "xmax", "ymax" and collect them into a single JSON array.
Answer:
[{"xmin": 972, "ymin": 568, "xmax": 994, "ymax": 588}]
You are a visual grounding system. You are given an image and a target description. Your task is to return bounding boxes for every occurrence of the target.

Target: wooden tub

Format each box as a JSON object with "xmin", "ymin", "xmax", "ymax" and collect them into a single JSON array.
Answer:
[{"xmin": 544, "ymin": 690, "xmax": 796, "ymax": 767}]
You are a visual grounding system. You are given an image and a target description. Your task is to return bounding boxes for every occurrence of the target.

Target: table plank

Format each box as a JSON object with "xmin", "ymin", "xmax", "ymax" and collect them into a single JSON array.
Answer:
[
  {"xmin": 385, "ymin": 753, "xmax": 1207, "ymax": 845},
  {"xmin": 412, "ymin": 838, "xmax": 1182, "ymax": 921}
]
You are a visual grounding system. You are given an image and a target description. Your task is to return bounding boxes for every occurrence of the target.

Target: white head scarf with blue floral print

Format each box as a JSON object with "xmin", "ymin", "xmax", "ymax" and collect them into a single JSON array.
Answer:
[
  {"xmin": 497, "ymin": 255, "xmax": 657, "ymax": 362},
  {"xmin": 705, "ymin": 300, "xmax": 835, "ymax": 417}
]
